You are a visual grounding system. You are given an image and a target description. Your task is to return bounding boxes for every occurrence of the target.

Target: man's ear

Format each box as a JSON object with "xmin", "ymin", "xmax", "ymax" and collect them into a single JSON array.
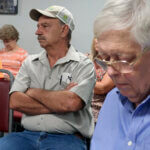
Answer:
[{"xmin": 61, "ymin": 25, "xmax": 69, "ymax": 38}]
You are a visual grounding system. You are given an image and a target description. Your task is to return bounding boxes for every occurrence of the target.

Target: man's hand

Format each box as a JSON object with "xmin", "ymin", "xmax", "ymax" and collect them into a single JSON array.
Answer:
[
  {"xmin": 25, "ymin": 88, "xmax": 37, "ymax": 98},
  {"xmin": 65, "ymin": 82, "xmax": 78, "ymax": 90},
  {"xmin": 23, "ymin": 82, "xmax": 82, "ymax": 113}
]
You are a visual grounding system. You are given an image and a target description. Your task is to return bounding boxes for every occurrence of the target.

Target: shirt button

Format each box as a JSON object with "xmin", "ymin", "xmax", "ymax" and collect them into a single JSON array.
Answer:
[{"xmin": 128, "ymin": 141, "xmax": 132, "ymax": 146}]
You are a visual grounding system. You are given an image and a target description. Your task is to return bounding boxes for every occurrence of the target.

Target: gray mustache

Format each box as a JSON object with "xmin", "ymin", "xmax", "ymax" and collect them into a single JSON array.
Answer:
[{"xmin": 37, "ymin": 36, "xmax": 45, "ymax": 40}]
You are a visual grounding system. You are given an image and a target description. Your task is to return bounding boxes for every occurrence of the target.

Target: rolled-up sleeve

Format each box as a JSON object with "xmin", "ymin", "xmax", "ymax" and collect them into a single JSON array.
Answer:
[
  {"xmin": 70, "ymin": 59, "xmax": 96, "ymax": 105},
  {"xmin": 9, "ymin": 57, "xmax": 31, "ymax": 94}
]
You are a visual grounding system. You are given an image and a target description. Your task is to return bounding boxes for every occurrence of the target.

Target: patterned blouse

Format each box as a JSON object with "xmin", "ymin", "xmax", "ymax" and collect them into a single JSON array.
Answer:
[{"xmin": 91, "ymin": 61, "xmax": 106, "ymax": 123}]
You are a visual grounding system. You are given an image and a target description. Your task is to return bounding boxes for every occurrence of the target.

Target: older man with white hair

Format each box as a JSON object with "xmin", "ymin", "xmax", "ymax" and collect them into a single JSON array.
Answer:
[{"xmin": 91, "ymin": 0, "xmax": 150, "ymax": 149}]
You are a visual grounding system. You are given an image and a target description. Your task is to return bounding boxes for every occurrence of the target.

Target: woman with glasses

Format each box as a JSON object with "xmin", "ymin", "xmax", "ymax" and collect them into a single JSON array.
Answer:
[
  {"xmin": 89, "ymin": 38, "xmax": 114, "ymax": 124},
  {"xmin": 0, "ymin": 24, "xmax": 28, "ymax": 77},
  {"xmin": 91, "ymin": 0, "xmax": 150, "ymax": 150}
]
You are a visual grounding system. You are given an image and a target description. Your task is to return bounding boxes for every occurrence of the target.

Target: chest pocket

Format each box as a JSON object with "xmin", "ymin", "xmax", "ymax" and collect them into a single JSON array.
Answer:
[{"xmin": 59, "ymin": 72, "xmax": 72, "ymax": 89}]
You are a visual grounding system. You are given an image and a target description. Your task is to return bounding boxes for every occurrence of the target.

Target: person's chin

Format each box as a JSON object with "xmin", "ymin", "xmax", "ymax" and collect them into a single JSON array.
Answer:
[
  {"xmin": 117, "ymin": 85, "xmax": 132, "ymax": 97},
  {"xmin": 40, "ymin": 44, "xmax": 44, "ymax": 48},
  {"xmin": 120, "ymin": 89, "xmax": 131, "ymax": 97},
  {"xmin": 39, "ymin": 43, "xmax": 45, "ymax": 48},
  {"xmin": 38, "ymin": 40, "xmax": 45, "ymax": 44},
  {"xmin": 119, "ymin": 88, "xmax": 137, "ymax": 100}
]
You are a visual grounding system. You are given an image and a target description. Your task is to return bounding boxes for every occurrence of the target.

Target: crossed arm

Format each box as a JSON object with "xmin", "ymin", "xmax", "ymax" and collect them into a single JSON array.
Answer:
[{"xmin": 9, "ymin": 82, "xmax": 84, "ymax": 115}]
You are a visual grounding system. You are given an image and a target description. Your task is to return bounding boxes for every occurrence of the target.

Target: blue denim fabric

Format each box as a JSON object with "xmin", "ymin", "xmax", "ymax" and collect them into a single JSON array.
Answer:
[{"xmin": 0, "ymin": 130, "xmax": 87, "ymax": 150}]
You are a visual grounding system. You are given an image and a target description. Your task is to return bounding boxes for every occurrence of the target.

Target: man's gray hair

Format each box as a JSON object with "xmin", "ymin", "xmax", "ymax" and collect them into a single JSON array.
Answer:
[{"xmin": 94, "ymin": 0, "xmax": 150, "ymax": 50}]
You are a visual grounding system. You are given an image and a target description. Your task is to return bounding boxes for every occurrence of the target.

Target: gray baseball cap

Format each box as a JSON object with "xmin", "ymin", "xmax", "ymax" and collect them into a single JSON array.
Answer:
[{"xmin": 30, "ymin": 5, "xmax": 75, "ymax": 31}]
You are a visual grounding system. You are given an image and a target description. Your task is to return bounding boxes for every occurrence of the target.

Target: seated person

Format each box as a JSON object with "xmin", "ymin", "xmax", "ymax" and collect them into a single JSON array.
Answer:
[
  {"xmin": 90, "ymin": 38, "xmax": 114, "ymax": 124},
  {"xmin": 0, "ymin": 24, "xmax": 28, "ymax": 77},
  {"xmin": 91, "ymin": 0, "xmax": 150, "ymax": 149},
  {"xmin": 0, "ymin": 5, "xmax": 96, "ymax": 150}
]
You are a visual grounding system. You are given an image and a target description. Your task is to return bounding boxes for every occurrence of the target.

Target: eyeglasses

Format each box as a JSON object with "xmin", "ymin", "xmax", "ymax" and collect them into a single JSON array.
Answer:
[{"xmin": 94, "ymin": 48, "xmax": 149, "ymax": 74}]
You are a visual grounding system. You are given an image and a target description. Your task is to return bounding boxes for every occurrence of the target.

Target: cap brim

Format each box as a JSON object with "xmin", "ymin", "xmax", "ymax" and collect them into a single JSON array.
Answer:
[{"xmin": 30, "ymin": 9, "xmax": 56, "ymax": 21}]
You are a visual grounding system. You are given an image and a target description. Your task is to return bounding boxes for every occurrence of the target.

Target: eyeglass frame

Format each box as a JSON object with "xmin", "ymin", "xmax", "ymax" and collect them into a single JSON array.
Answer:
[{"xmin": 94, "ymin": 47, "xmax": 149, "ymax": 73}]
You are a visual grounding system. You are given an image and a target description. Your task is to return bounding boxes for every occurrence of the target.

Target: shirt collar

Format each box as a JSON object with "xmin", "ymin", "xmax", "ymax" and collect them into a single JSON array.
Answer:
[
  {"xmin": 55, "ymin": 45, "xmax": 80, "ymax": 65},
  {"xmin": 30, "ymin": 51, "xmax": 46, "ymax": 61},
  {"xmin": 31, "ymin": 45, "xmax": 80, "ymax": 65},
  {"xmin": 116, "ymin": 88, "xmax": 150, "ymax": 112}
]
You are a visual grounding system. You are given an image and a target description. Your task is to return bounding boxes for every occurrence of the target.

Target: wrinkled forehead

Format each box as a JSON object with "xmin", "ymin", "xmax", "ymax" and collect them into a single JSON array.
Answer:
[{"xmin": 97, "ymin": 29, "xmax": 141, "ymax": 56}]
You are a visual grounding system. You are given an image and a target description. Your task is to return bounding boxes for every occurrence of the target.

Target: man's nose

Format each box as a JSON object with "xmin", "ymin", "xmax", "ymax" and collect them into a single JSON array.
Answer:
[{"xmin": 35, "ymin": 27, "xmax": 42, "ymax": 35}]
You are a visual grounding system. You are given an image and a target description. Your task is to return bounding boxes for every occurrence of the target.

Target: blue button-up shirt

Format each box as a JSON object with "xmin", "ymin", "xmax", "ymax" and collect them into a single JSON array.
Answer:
[{"xmin": 91, "ymin": 88, "xmax": 150, "ymax": 150}]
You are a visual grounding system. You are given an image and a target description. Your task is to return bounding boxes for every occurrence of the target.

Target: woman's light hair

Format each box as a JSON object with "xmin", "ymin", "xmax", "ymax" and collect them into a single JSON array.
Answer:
[
  {"xmin": 90, "ymin": 38, "xmax": 98, "ymax": 61},
  {"xmin": 0, "ymin": 24, "xmax": 19, "ymax": 41},
  {"xmin": 94, "ymin": 0, "xmax": 150, "ymax": 50}
]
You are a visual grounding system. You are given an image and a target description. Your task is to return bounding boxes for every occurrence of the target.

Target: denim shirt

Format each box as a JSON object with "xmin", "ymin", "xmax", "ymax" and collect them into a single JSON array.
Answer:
[{"xmin": 91, "ymin": 88, "xmax": 150, "ymax": 150}]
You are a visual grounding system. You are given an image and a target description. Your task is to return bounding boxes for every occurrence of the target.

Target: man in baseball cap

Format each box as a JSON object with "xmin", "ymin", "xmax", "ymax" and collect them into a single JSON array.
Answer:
[{"xmin": 0, "ymin": 5, "xmax": 95, "ymax": 150}]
